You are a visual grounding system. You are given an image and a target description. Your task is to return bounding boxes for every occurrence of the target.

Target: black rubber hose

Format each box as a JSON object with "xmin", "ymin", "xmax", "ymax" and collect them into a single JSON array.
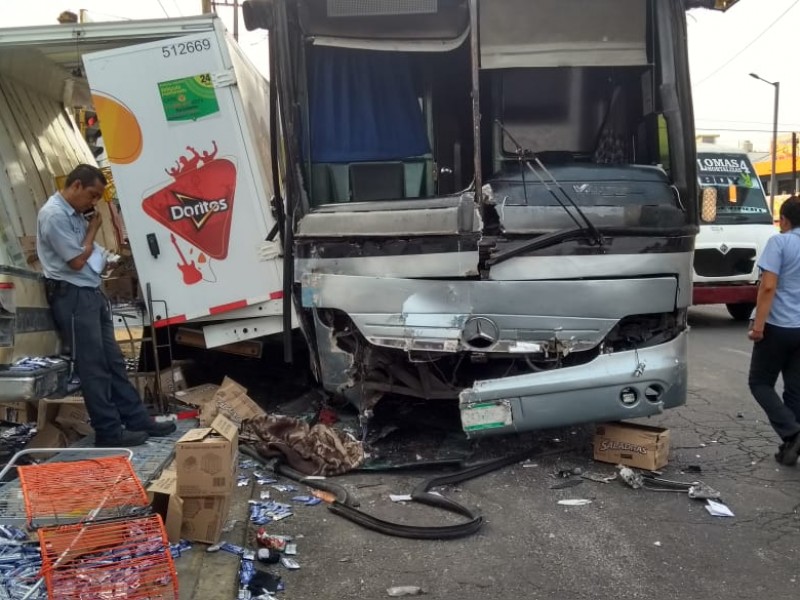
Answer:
[{"xmin": 242, "ymin": 442, "xmax": 570, "ymax": 540}]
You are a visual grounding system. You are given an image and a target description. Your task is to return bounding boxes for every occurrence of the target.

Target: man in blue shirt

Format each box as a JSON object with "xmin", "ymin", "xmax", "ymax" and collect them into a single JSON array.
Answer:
[
  {"xmin": 37, "ymin": 164, "xmax": 175, "ymax": 447},
  {"xmin": 748, "ymin": 195, "xmax": 800, "ymax": 465}
]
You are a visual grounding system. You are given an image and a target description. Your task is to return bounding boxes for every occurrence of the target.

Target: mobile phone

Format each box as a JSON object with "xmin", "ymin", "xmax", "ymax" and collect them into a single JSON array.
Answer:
[{"xmin": 83, "ymin": 208, "xmax": 97, "ymax": 220}]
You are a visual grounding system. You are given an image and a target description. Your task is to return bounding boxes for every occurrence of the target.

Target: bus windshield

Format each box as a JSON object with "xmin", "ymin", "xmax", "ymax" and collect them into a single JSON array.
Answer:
[{"xmin": 697, "ymin": 152, "xmax": 773, "ymax": 225}]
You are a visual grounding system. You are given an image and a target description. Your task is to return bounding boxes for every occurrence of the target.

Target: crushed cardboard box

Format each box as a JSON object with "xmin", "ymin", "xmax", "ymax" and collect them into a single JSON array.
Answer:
[
  {"xmin": 0, "ymin": 401, "xmax": 37, "ymax": 425},
  {"xmin": 131, "ymin": 363, "xmax": 189, "ymax": 400},
  {"xmin": 174, "ymin": 384, "xmax": 220, "ymax": 408},
  {"xmin": 26, "ymin": 424, "xmax": 68, "ymax": 459},
  {"xmin": 176, "ymin": 414, "xmax": 239, "ymax": 497},
  {"xmin": 147, "ymin": 462, "xmax": 184, "ymax": 544},
  {"xmin": 593, "ymin": 422, "xmax": 670, "ymax": 471},
  {"xmin": 38, "ymin": 397, "xmax": 91, "ymax": 437},
  {"xmin": 200, "ymin": 377, "xmax": 265, "ymax": 427}
]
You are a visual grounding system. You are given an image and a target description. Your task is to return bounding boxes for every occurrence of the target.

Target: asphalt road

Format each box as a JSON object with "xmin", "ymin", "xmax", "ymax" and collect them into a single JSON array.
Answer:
[
  {"xmin": 225, "ymin": 305, "xmax": 799, "ymax": 600},
  {"xmin": 230, "ymin": 307, "xmax": 800, "ymax": 600}
]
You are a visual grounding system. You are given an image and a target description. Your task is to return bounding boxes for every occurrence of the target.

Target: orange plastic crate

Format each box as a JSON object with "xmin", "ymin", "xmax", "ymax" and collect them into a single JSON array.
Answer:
[
  {"xmin": 37, "ymin": 514, "xmax": 178, "ymax": 600},
  {"xmin": 17, "ymin": 455, "xmax": 148, "ymax": 525}
]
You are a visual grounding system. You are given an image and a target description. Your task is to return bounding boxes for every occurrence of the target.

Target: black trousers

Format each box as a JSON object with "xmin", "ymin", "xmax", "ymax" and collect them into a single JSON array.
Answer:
[
  {"xmin": 748, "ymin": 323, "xmax": 800, "ymax": 441},
  {"xmin": 48, "ymin": 283, "xmax": 151, "ymax": 439}
]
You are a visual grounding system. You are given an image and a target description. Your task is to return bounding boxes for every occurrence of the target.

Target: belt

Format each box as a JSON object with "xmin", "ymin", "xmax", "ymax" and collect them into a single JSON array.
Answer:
[{"xmin": 45, "ymin": 278, "xmax": 99, "ymax": 291}]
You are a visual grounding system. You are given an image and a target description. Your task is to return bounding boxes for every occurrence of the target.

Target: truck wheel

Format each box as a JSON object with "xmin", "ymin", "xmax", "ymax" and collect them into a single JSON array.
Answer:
[{"xmin": 726, "ymin": 303, "xmax": 755, "ymax": 321}]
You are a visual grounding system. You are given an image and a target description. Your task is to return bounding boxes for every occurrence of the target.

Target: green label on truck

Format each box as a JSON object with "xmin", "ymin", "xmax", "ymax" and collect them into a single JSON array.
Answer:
[{"xmin": 158, "ymin": 74, "xmax": 219, "ymax": 121}]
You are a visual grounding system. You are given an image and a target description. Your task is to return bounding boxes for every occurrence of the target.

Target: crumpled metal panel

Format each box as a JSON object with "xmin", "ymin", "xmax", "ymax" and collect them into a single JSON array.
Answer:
[
  {"xmin": 459, "ymin": 331, "xmax": 688, "ymax": 436},
  {"xmin": 301, "ymin": 272, "xmax": 679, "ymax": 353},
  {"xmin": 489, "ymin": 251, "xmax": 694, "ymax": 308},
  {"xmin": 296, "ymin": 194, "xmax": 480, "ymax": 237}
]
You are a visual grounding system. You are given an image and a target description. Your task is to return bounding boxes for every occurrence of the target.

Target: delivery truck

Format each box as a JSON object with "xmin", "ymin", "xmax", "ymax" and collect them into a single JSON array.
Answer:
[{"xmin": 0, "ymin": 15, "xmax": 285, "ymax": 405}]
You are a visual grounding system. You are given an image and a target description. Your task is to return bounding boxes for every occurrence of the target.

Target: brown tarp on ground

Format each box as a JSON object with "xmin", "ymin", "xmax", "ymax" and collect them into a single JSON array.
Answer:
[{"xmin": 243, "ymin": 414, "xmax": 365, "ymax": 476}]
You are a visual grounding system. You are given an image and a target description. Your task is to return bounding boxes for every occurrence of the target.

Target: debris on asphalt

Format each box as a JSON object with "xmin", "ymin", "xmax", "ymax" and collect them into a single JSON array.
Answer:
[
  {"xmin": 550, "ymin": 479, "xmax": 583, "ymax": 490},
  {"xmin": 705, "ymin": 499, "xmax": 735, "ymax": 517},
  {"xmin": 249, "ymin": 500, "xmax": 294, "ymax": 524},
  {"xmin": 247, "ymin": 570, "xmax": 283, "ymax": 596},
  {"xmin": 558, "ymin": 499, "xmax": 593, "ymax": 506},
  {"xmin": 280, "ymin": 556, "xmax": 301, "ymax": 570},
  {"xmin": 653, "ymin": 541, "xmax": 662, "ymax": 547},
  {"xmin": 618, "ymin": 466, "xmax": 644, "ymax": 489},
  {"xmin": 390, "ymin": 494, "xmax": 413, "ymax": 502},
  {"xmin": 291, "ymin": 495, "xmax": 322, "ymax": 506},
  {"xmin": 581, "ymin": 472, "xmax": 618, "ymax": 484},
  {"xmin": 254, "ymin": 471, "xmax": 278, "ymax": 485},
  {"xmin": 688, "ymin": 483, "xmax": 722, "ymax": 500},
  {"xmin": 257, "ymin": 548, "xmax": 282, "ymax": 564},
  {"xmin": 387, "ymin": 585, "xmax": 425, "ymax": 596},
  {"xmin": 169, "ymin": 539, "xmax": 193, "ymax": 558}
]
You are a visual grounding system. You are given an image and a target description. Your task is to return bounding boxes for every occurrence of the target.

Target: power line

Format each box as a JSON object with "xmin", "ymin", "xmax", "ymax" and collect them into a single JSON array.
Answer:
[
  {"xmin": 156, "ymin": 0, "xmax": 171, "ymax": 17},
  {"xmin": 695, "ymin": 127, "xmax": 799, "ymax": 133},
  {"xmin": 697, "ymin": 118, "xmax": 800, "ymax": 128},
  {"xmin": 693, "ymin": 0, "xmax": 800, "ymax": 87},
  {"xmin": 171, "ymin": 0, "xmax": 185, "ymax": 16}
]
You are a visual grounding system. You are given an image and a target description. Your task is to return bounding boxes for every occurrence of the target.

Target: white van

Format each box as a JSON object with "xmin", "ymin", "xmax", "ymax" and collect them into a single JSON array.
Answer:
[{"xmin": 693, "ymin": 145, "xmax": 776, "ymax": 320}]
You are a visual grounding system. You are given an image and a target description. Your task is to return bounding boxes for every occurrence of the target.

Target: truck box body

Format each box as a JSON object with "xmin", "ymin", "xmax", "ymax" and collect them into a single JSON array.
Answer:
[{"xmin": 82, "ymin": 18, "xmax": 283, "ymax": 331}]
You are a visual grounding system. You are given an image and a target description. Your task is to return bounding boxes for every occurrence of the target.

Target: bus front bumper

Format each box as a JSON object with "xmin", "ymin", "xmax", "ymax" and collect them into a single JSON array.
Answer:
[{"xmin": 459, "ymin": 331, "xmax": 688, "ymax": 437}]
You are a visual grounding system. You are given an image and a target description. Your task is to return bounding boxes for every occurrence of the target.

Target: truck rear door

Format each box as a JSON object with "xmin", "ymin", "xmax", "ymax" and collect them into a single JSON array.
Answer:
[{"xmin": 82, "ymin": 20, "xmax": 281, "ymax": 327}]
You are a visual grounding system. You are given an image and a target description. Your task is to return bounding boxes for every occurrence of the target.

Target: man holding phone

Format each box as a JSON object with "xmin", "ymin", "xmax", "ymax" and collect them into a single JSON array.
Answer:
[{"xmin": 36, "ymin": 164, "xmax": 175, "ymax": 447}]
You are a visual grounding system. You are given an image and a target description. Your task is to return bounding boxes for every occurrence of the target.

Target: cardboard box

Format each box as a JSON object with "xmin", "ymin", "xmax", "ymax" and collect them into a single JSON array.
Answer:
[
  {"xmin": 0, "ymin": 401, "xmax": 37, "ymax": 425},
  {"xmin": 38, "ymin": 397, "xmax": 90, "ymax": 435},
  {"xmin": 174, "ymin": 384, "xmax": 220, "ymax": 408},
  {"xmin": 55, "ymin": 402, "xmax": 92, "ymax": 436},
  {"xmin": 180, "ymin": 494, "xmax": 232, "ymax": 544},
  {"xmin": 593, "ymin": 422, "xmax": 670, "ymax": 471},
  {"xmin": 25, "ymin": 423, "xmax": 68, "ymax": 459},
  {"xmin": 176, "ymin": 414, "xmax": 238, "ymax": 497},
  {"xmin": 200, "ymin": 377, "xmax": 265, "ymax": 427},
  {"xmin": 147, "ymin": 463, "xmax": 184, "ymax": 544},
  {"xmin": 131, "ymin": 364, "xmax": 188, "ymax": 400}
]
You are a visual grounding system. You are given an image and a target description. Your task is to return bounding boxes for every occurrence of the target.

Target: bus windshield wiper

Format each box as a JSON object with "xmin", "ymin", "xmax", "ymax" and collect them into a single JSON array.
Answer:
[{"xmin": 494, "ymin": 120, "xmax": 605, "ymax": 248}]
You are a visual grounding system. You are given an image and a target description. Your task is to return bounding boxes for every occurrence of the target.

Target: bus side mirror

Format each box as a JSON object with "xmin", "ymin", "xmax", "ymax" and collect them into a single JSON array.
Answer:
[{"xmin": 701, "ymin": 187, "xmax": 718, "ymax": 223}]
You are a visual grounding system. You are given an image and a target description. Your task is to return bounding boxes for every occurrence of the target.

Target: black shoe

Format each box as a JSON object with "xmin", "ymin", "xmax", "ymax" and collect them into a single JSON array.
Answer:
[
  {"xmin": 779, "ymin": 432, "xmax": 800, "ymax": 466},
  {"xmin": 95, "ymin": 430, "xmax": 149, "ymax": 448},
  {"xmin": 775, "ymin": 442, "xmax": 787, "ymax": 463},
  {"xmin": 129, "ymin": 420, "xmax": 177, "ymax": 437}
]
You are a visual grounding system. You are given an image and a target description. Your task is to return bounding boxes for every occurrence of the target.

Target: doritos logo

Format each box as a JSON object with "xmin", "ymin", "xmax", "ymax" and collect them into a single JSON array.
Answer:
[
  {"xmin": 168, "ymin": 194, "xmax": 230, "ymax": 229},
  {"xmin": 143, "ymin": 145, "xmax": 235, "ymax": 260}
]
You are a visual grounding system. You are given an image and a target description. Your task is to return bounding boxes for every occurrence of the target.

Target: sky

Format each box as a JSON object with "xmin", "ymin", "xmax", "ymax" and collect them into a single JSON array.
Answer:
[{"xmin": 4, "ymin": 0, "xmax": 799, "ymax": 153}]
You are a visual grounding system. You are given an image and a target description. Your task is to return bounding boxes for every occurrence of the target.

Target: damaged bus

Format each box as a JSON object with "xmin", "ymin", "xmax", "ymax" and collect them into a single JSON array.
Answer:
[{"xmin": 242, "ymin": 0, "xmax": 711, "ymax": 436}]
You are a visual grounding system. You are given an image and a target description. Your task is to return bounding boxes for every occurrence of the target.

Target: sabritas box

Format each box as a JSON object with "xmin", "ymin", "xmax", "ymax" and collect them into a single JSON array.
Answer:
[
  {"xmin": 176, "ymin": 414, "xmax": 238, "ymax": 497},
  {"xmin": 593, "ymin": 422, "xmax": 670, "ymax": 471}
]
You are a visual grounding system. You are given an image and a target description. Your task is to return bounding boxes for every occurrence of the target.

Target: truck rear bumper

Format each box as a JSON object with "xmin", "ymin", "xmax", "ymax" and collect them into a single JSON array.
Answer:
[
  {"xmin": 0, "ymin": 361, "xmax": 70, "ymax": 402},
  {"xmin": 458, "ymin": 331, "xmax": 687, "ymax": 437},
  {"xmin": 692, "ymin": 284, "xmax": 757, "ymax": 305}
]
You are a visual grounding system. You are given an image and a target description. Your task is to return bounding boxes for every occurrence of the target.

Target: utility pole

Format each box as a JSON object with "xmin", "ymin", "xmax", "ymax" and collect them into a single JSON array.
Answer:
[
  {"xmin": 749, "ymin": 73, "xmax": 780, "ymax": 214},
  {"xmin": 201, "ymin": 0, "xmax": 212, "ymax": 13}
]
